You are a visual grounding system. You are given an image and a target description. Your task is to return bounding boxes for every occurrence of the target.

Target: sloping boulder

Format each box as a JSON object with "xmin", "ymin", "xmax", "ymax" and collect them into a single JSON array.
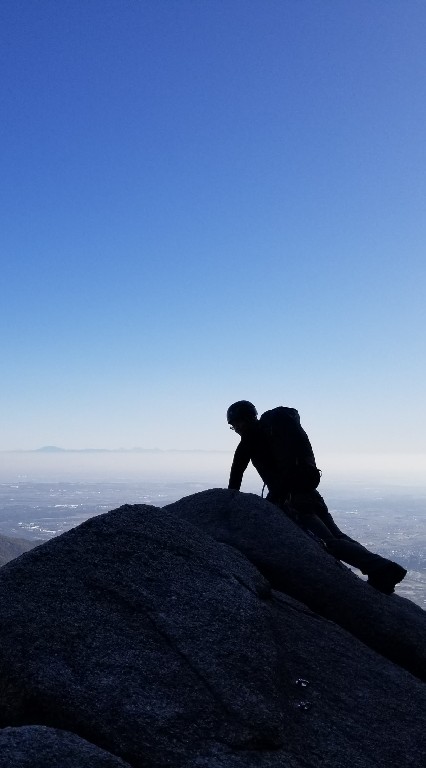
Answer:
[
  {"xmin": 0, "ymin": 725, "xmax": 131, "ymax": 767},
  {"xmin": 0, "ymin": 533, "xmax": 35, "ymax": 567},
  {"xmin": 0, "ymin": 497, "xmax": 424, "ymax": 768},
  {"xmin": 165, "ymin": 489, "xmax": 426, "ymax": 681}
]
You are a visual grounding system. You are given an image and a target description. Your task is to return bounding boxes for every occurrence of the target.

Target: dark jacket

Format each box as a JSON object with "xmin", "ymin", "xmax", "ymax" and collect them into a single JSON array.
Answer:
[{"xmin": 228, "ymin": 417, "xmax": 320, "ymax": 499}]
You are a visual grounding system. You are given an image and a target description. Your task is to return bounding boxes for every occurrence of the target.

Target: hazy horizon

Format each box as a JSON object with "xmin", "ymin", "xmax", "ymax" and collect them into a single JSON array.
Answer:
[{"xmin": 1, "ymin": 449, "xmax": 425, "ymax": 489}]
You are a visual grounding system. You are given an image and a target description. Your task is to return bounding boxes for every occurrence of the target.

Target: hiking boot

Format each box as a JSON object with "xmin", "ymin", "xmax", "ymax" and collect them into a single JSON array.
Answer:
[{"xmin": 367, "ymin": 562, "xmax": 407, "ymax": 595}]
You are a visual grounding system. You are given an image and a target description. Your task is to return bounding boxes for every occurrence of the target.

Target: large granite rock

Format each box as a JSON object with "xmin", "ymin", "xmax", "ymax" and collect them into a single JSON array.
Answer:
[
  {"xmin": 166, "ymin": 489, "xmax": 426, "ymax": 681},
  {"xmin": 0, "ymin": 726, "xmax": 131, "ymax": 767},
  {"xmin": 0, "ymin": 491, "xmax": 424, "ymax": 768}
]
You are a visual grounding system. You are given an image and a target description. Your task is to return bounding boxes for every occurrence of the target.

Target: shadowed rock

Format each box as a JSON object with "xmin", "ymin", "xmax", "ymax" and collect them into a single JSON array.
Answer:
[
  {"xmin": 0, "ymin": 726, "xmax": 132, "ymax": 767},
  {"xmin": 165, "ymin": 489, "xmax": 426, "ymax": 681},
  {"xmin": 0, "ymin": 493, "xmax": 424, "ymax": 768}
]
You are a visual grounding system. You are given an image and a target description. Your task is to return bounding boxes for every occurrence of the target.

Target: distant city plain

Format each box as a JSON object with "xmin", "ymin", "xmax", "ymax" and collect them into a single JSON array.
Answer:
[{"xmin": 0, "ymin": 451, "xmax": 425, "ymax": 609}]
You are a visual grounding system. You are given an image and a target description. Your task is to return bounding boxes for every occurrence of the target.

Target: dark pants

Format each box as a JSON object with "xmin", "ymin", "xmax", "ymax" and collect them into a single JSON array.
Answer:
[{"xmin": 267, "ymin": 488, "xmax": 388, "ymax": 577}]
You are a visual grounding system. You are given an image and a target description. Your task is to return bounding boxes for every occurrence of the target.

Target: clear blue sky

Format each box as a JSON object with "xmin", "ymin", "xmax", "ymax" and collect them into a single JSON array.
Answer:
[{"xmin": 1, "ymin": 0, "xmax": 425, "ymax": 455}]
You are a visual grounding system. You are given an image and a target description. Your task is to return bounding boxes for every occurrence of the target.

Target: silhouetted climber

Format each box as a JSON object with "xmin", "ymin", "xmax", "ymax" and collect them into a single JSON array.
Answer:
[{"xmin": 227, "ymin": 400, "xmax": 407, "ymax": 595}]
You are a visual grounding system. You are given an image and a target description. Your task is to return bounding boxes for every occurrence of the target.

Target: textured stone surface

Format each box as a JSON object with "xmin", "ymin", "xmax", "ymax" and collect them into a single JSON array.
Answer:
[
  {"xmin": 0, "ymin": 725, "xmax": 131, "ymax": 767},
  {"xmin": 166, "ymin": 489, "xmax": 426, "ymax": 680},
  {"xmin": 0, "ymin": 492, "xmax": 424, "ymax": 768}
]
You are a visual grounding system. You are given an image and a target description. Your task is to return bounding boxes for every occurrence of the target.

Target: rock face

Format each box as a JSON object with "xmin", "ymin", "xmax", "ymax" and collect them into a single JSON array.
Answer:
[
  {"xmin": 0, "ymin": 533, "xmax": 35, "ymax": 567},
  {"xmin": 165, "ymin": 490, "xmax": 426, "ymax": 681},
  {"xmin": 0, "ymin": 489, "xmax": 424, "ymax": 768},
  {"xmin": 0, "ymin": 726, "xmax": 131, "ymax": 767}
]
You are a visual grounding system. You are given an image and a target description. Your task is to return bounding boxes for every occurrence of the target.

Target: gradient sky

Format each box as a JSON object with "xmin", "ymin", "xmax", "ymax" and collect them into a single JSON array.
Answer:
[{"xmin": 1, "ymin": 0, "xmax": 425, "ymax": 457}]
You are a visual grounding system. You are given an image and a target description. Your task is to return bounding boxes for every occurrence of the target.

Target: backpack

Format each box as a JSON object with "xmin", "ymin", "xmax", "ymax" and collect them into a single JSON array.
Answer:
[
  {"xmin": 259, "ymin": 407, "xmax": 321, "ymax": 490},
  {"xmin": 259, "ymin": 406, "xmax": 302, "ymax": 432}
]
